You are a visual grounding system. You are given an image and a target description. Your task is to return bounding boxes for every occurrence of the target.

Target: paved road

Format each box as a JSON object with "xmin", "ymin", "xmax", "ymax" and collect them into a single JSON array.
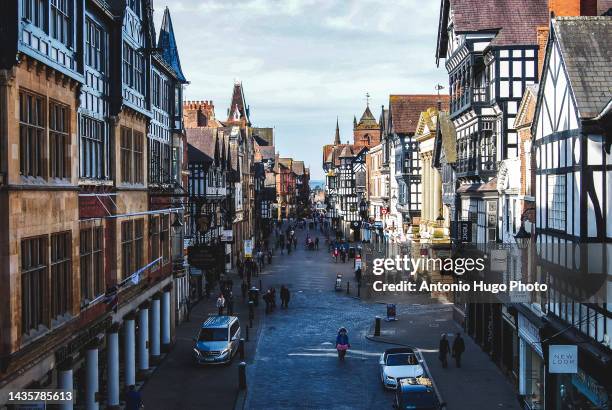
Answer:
[{"xmin": 142, "ymin": 224, "xmax": 519, "ymax": 410}]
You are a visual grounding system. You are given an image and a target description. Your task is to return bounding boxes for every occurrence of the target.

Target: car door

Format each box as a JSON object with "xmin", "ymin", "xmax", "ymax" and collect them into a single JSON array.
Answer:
[{"xmin": 230, "ymin": 322, "xmax": 240, "ymax": 353}]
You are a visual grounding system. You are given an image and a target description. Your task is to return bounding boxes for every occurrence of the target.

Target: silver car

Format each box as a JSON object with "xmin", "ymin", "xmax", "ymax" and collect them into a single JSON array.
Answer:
[{"xmin": 193, "ymin": 316, "xmax": 241, "ymax": 365}]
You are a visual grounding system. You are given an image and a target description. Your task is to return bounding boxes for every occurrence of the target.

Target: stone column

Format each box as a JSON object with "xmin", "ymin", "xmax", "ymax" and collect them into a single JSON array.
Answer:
[
  {"xmin": 106, "ymin": 324, "xmax": 120, "ymax": 408},
  {"xmin": 123, "ymin": 312, "xmax": 136, "ymax": 387},
  {"xmin": 138, "ymin": 302, "xmax": 150, "ymax": 375},
  {"xmin": 161, "ymin": 286, "xmax": 172, "ymax": 351},
  {"xmin": 150, "ymin": 294, "xmax": 161, "ymax": 361},
  {"xmin": 433, "ymin": 165, "xmax": 441, "ymax": 220},
  {"xmin": 85, "ymin": 339, "xmax": 99, "ymax": 410},
  {"xmin": 57, "ymin": 358, "xmax": 74, "ymax": 410}
]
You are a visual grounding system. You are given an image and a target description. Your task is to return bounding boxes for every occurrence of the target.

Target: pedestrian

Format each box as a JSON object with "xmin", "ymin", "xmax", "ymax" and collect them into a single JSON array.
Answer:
[
  {"xmin": 267, "ymin": 250, "xmax": 272, "ymax": 264},
  {"xmin": 125, "ymin": 385, "xmax": 142, "ymax": 410},
  {"xmin": 270, "ymin": 287, "xmax": 277, "ymax": 310},
  {"xmin": 241, "ymin": 281, "xmax": 247, "ymax": 301},
  {"xmin": 237, "ymin": 257, "xmax": 244, "ymax": 278},
  {"xmin": 333, "ymin": 247, "xmax": 339, "ymax": 262},
  {"xmin": 439, "ymin": 334, "xmax": 450, "ymax": 368},
  {"xmin": 315, "ymin": 237, "xmax": 319, "ymax": 250},
  {"xmin": 280, "ymin": 285, "xmax": 287, "ymax": 307},
  {"xmin": 340, "ymin": 248, "xmax": 346, "ymax": 263},
  {"xmin": 293, "ymin": 236, "xmax": 298, "ymax": 250},
  {"xmin": 216, "ymin": 293, "xmax": 225, "ymax": 315},
  {"xmin": 452, "ymin": 332, "xmax": 465, "ymax": 368},
  {"xmin": 263, "ymin": 290, "xmax": 271, "ymax": 314},
  {"xmin": 280, "ymin": 285, "xmax": 290, "ymax": 308},
  {"xmin": 226, "ymin": 292, "xmax": 234, "ymax": 316}
]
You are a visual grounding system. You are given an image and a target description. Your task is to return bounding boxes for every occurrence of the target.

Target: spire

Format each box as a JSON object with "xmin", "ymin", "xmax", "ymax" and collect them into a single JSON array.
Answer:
[
  {"xmin": 353, "ymin": 115, "xmax": 357, "ymax": 128},
  {"xmin": 227, "ymin": 82, "xmax": 250, "ymax": 125},
  {"xmin": 334, "ymin": 117, "xmax": 341, "ymax": 145},
  {"xmin": 158, "ymin": 7, "xmax": 187, "ymax": 83}
]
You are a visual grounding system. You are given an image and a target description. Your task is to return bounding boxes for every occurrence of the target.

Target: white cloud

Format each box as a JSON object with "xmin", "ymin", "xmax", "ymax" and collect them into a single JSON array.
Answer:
[{"xmin": 154, "ymin": 0, "xmax": 447, "ymax": 179}]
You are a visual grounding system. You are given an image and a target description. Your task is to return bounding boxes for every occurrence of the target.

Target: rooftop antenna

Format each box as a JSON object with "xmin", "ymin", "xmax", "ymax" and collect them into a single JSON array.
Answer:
[{"xmin": 365, "ymin": 92, "xmax": 371, "ymax": 107}]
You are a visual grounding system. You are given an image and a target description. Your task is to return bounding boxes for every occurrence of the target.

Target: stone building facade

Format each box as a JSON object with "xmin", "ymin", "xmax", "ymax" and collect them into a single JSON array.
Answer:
[{"xmin": 0, "ymin": 2, "xmax": 187, "ymax": 407}]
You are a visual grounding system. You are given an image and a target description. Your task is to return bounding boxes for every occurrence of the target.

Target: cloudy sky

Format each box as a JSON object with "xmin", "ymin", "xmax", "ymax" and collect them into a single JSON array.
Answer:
[{"xmin": 155, "ymin": 0, "xmax": 448, "ymax": 180}]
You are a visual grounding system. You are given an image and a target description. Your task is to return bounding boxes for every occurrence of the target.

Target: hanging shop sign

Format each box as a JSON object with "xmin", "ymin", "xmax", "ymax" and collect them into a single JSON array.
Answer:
[
  {"xmin": 457, "ymin": 221, "xmax": 472, "ymax": 243},
  {"xmin": 220, "ymin": 230, "xmax": 233, "ymax": 242},
  {"xmin": 244, "ymin": 239, "xmax": 254, "ymax": 258},
  {"xmin": 549, "ymin": 345, "xmax": 578, "ymax": 374}
]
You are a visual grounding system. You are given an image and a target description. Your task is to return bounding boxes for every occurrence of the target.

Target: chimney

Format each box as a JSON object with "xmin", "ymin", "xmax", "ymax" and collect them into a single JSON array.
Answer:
[
  {"xmin": 548, "ymin": 0, "xmax": 597, "ymax": 16},
  {"xmin": 183, "ymin": 100, "xmax": 216, "ymax": 128}
]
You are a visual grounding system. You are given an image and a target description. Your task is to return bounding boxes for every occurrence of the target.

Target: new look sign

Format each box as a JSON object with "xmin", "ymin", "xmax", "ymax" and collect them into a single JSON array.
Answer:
[{"xmin": 549, "ymin": 345, "xmax": 578, "ymax": 374}]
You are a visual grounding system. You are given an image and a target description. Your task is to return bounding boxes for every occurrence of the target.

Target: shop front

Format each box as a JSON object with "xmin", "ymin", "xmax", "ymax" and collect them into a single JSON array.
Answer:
[{"xmin": 518, "ymin": 312, "xmax": 545, "ymax": 410}]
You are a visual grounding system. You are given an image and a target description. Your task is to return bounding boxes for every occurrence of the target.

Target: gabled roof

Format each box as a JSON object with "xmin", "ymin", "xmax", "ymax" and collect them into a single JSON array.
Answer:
[
  {"xmin": 514, "ymin": 84, "xmax": 539, "ymax": 129},
  {"xmin": 227, "ymin": 82, "xmax": 251, "ymax": 125},
  {"xmin": 551, "ymin": 16, "xmax": 612, "ymax": 119},
  {"xmin": 436, "ymin": 0, "xmax": 549, "ymax": 60},
  {"xmin": 186, "ymin": 128, "xmax": 216, "ymax": 163},
  {"xmin": 157, "ymin": 7, "xmax": 187, "ymax": 83},
  {"xmin": 292, "ymin": 161, "xmax": 305, "ymax": 175},
  {"xmin": 389, "ymin": 95, "xmax": 449, "ymax": 135}
]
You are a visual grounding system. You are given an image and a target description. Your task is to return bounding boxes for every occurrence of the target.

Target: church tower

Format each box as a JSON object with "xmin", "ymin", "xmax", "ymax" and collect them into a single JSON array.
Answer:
[{"xmin": 353, "ymin": 96, "xmax": 381, "ymax": 149}]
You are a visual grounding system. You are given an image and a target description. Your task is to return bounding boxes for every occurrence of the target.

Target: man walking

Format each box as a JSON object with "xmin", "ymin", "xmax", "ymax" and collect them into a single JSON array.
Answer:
[
  {"xmin": 439, "ymin": 334, "xmax": 450, "ymax": 368},
  {"xmin": 280, "ymin": 285, "xmax": 291, "ymax": 308},
  {"xmin": 226, "ymin": 292, "xmax": 234, "ymax": 315},
  {"xmin": 216, "ymin": 293, "xmax": 225, "ymax": 315},
  {"xmin": 452, "ymin": 332, "xmax": 465, "ymax": 368}
]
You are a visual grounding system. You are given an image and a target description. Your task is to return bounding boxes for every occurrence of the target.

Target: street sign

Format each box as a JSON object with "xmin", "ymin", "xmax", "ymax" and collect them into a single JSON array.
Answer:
[
  {"xmin": 221, "ymin": 230, "xmax": 233, "ymax": 242},
  {"xmin": 457, "ymin": 221, "xmax": 472, "ymax": 243},
  {"xmin": 549, "ymin": 345, "xmax": 578, "ymax": 373},
  {"xmin": 381, "ymin": 207, "xmax": 388, "ymax": 215}
]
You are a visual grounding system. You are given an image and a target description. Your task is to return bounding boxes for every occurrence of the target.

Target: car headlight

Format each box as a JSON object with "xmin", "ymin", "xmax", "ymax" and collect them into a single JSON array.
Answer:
[
  {"xmin": 220, "ymin": 348, "xmax": 231, "ymax": 357},
  {"xmin": 385, "ymin": 375, "xmax": 394, "ymax": 381},
  {"xmin": 193, "ymin": 348, "xmax": 201, "ymax": 357}
]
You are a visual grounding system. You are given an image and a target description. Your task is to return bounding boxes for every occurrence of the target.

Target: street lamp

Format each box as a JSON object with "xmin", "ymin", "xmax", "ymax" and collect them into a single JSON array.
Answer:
[
  {"xmin": 514, "ymin": 208, "xmax": 534, "ymax": 248},
  {"xmin": 514, "ymin": 224, "xmax": 531, "ymax": 248}
]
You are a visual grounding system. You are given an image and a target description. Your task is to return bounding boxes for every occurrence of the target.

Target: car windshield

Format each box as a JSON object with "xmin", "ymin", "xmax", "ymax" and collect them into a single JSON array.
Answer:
[
  {"xmin": 400, "ymin": 390, "xmax": 436, "ymax": 408},
  {"xmin": 198, "ymin": 328, "xmax": 227, "ymax": 342},
  {"xmin": 387, "ymin": 353, "xmax": 418, "ymax": 366}
]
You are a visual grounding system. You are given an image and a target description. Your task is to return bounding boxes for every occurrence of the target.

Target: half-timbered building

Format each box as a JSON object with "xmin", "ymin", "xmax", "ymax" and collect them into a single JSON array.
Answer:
[
  {"xmin": 435, "ymin": 0, "xmax": 548, "ymax": 245},
  {"xmin": 532, "ymin": 16, "xmax": 612, "ymax": 408}
]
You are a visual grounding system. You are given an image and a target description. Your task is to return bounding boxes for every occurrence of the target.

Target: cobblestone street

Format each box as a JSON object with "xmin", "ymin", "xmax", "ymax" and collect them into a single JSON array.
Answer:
[{"xmin": 143, "ymin": 227, "xmax": 519, "ymax": 410}]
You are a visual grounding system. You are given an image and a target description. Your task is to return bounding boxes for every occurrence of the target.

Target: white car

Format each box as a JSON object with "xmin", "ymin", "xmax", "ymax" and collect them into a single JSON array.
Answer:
[{"xmin": 379, "ymin": 348, "xmax": 424, "ymax": 389}]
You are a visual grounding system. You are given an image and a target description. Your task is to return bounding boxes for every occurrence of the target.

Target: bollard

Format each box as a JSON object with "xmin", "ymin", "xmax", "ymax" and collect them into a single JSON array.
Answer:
[
  {"xmin": 239, "ymin": 338, "xmax": 245, "ymax": 360},
  {"xmin": 238, "ymin": 362, "xmax": 247, "ymax": 390},
  {"xmin": 357, "ymin": 282, "xmax": 361, "ymax": 298},
  {"xmin": 375, "ymin": 316, "xmax": 381, "ymax": 336},
  {"xmin": 245, "ymin": 325, "xmax": 250, "ymax": 342},
  {"xmin": 259, "ymin": 279, "xmax": 262, "ymax": 291},
  {"xmin": 248, "ymin": 301, "xmax": 254, "ymax": 328},
  {"xmin": 346, "ymin": 281, "xmax": 350, "ymax": 294}
]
